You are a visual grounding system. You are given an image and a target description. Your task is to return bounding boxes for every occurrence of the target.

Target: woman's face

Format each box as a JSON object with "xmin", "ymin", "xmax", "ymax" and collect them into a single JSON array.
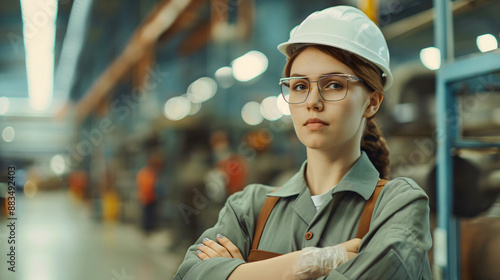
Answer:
[{"xmin": 288, "ymin": 47, "xmax": 375, "ymax": 152}]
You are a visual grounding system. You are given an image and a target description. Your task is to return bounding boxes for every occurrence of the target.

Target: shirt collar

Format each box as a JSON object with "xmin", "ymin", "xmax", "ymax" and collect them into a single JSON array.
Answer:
[{"xmin": 267, "ymin": 151, "xmax": 380, "ymax": 200}]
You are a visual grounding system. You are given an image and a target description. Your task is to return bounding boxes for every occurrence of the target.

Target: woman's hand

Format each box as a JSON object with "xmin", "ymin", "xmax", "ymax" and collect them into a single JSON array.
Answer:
[
  {"xmin": 196, "ymin": 234, "xmax": 244, "ymax": 261},
  {"xmin": 291, "ymin": 238, "xmax": 361, "ymax": 279},
  {"xmin": 343, "ymin": 238, "xmax": 361, "ymax": 260}
]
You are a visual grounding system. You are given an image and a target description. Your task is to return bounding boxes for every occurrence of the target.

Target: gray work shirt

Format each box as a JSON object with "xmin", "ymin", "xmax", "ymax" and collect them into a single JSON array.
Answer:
[{"xmin": 174, "ymin": 152, "xmax": 432, "ymax": 279}]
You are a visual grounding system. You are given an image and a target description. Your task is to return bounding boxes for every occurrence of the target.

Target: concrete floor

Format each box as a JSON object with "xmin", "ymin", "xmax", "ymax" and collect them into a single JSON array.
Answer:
[{"xmin": 0, "ymin": 190, "xmax": 185, "ymax": 280}]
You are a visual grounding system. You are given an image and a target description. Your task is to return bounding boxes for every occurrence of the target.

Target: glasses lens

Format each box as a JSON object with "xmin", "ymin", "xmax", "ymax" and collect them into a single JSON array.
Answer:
[
  {"xmin": 319, "ymin": 76, "xmax": 348, "ymax": 101},
  {"xmin": 281, "ymin": 78, "xmax": 309, "ymax": 103}
]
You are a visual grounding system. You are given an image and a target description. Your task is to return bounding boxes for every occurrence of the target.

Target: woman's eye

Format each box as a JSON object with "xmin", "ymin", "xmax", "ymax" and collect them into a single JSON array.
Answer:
[
  {"xmin": 326, "ymin": 82, "xmax": 344, "ymax": 90},
  {"xmin": 293, "ymin": 84, "xmax": 308, "ymax": 91}
]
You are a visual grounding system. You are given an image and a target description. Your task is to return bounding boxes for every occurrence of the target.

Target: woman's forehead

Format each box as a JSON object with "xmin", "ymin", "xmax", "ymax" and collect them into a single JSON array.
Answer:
[{"xmin": 290, "ymin": 47, "xmax": 355, "ymax": 77}]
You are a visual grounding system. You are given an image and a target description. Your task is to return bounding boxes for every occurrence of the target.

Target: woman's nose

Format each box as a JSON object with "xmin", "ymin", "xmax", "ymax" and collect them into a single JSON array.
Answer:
[{"xmin": 306, "ymin": 84, "xmax": 324, "ymax": 111}]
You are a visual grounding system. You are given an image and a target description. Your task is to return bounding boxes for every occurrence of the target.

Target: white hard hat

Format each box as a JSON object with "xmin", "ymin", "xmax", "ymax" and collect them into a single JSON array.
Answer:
[{"xmin": 277, "ymin": 5, "xmax": 393, "ymax": 91}]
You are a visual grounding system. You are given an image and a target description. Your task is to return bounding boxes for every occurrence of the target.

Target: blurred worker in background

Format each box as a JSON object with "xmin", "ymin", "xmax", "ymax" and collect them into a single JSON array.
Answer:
[
  {"xmin": 68, "ymin": 170, "xmax": 88, "ymax": 202},
  {"xmin": 137, "ymin": 153, "xmax": 163, "ymax": 234},
  {"xmin": 99, "ymin": 166, "xmax": 120, "ymax": 223},
  {"xmin": 210, "ymin": 130, "xmax": 248, "ymax": 196}
]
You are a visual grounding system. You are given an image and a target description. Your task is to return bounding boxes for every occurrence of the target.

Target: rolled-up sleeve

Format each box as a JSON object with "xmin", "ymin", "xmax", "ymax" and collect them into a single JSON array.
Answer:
[
  {"xmin": 324, "ymin": 177, "xmax": 432, "ymax": 280},
  {"xmin": 174, "ymin": 184, "xmax": 270, "ymax": 280}
]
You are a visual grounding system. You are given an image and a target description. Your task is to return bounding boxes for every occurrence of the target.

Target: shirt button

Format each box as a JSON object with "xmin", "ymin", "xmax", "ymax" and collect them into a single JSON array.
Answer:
[{"xmin": 305, "ymin": 231, "xmax": 313, "ymax": 240}]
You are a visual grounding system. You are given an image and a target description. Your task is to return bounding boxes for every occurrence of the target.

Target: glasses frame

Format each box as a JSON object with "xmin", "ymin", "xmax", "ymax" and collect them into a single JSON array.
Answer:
[{"xmin": 279, "ymin": 74, "xmax": 369, "ymax": 104}]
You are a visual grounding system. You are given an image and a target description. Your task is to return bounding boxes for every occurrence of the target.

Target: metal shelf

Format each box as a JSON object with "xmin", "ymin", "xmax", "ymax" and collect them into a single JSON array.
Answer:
[
  {"xmin": 434, "ymin": 1, "xmax": 500, "ymax": 279},
  {"xmin": 453, "ymin": 140, "xmax": 500, "ymax": 149},
  {"xmin": 440, "ymin": 50, "xmax": 500, "ymax": 82}
]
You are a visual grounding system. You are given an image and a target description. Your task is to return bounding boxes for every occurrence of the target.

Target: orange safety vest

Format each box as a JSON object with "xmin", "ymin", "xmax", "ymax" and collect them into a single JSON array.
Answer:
[{"xmin": 137, "ymin": 167, "xmax": 156, "ymax": 205}]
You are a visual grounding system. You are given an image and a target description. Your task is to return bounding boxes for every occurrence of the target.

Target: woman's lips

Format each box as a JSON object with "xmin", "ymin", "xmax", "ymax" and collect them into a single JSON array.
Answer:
[{"xmin": 304, "ymin": 118, "xmax": 329, "ymax": 130}]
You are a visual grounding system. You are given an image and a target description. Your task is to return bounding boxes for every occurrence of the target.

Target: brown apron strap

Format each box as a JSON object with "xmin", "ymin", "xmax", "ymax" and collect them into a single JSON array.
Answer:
[
  {"xmin": 247, "ymin": 249, "xmax": 282, "ymax": 263},
  {"xmin": 356, "ymin": 179, "xmax": 388, "ymax": 239},
  {"xmin": 251, "ymin": 188, "xmax": 280, "ymax": 250},
  {"xmin": 248, "ymin": 179, "xmax": 388, "ymax": 262}
]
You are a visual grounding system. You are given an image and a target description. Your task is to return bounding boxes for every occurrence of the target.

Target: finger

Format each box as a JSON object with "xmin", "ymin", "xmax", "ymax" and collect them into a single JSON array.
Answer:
[
  {"xmin": 352, "ymin": 238, "xmax": 361, "ymax": 251},
  {"xmin": 201, "ymin": 238, "xmax": 232, "ymax": 258},
  {"xmin": 216, "ymin": 234, "xmax": 244, "ymax": 260},
  {"xmin": 196, "ymin": 249, "xmax": 209, "ymax": 260},
  {"xmin": 197, "ymin": 242, "xmax": 221, "ymax": 258},
  {"xmin": 343, "ymin": 238, "xmax": 361, "ymax": 252}
]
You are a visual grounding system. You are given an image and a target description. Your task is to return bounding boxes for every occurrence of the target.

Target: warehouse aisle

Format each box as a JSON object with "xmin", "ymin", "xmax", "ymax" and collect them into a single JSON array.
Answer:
[{"xmin": 0, "ymin": 190, "xmax": 183, "ymax": 280}]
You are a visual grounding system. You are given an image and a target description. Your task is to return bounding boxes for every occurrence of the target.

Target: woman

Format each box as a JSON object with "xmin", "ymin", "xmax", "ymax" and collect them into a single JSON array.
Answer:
[{"xmin": 174, "ymin": 5, "xmax": 432, "ymax": 280}]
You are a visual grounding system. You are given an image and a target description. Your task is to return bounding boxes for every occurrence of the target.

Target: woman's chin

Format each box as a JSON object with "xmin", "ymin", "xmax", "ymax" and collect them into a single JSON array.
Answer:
[{"xmin": 300, "ymin": 138, "xmax": 333, "ymax": 150}]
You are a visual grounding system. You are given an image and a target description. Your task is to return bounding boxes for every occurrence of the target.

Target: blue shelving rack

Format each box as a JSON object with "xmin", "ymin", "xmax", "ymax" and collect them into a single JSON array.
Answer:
[{"xmin": 433, "ymin": 0, "xmax": 500, "ymax": 279}]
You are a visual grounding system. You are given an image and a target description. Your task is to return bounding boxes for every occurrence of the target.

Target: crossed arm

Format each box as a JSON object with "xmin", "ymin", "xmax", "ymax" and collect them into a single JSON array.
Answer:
[
  {"xmin": 177, "ymin": 180, "xmax": 432, "ymax": 280},
  {"xmin": 196, "ymin": 234, "xmax": 361, "ymax": 280}
]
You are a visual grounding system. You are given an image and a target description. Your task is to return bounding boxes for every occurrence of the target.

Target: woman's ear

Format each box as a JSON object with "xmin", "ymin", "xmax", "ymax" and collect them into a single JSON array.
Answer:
[{"xmin": 363, "ymin": 91, "xmax": 384, "ymax": 118}]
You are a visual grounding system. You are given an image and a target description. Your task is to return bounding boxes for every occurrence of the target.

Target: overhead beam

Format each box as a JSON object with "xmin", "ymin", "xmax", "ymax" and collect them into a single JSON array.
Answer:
[
  {"xmin": 74, "ymin": 0, "xmax": 194, "ymax": 122},
  {"xmin": 382, "ymin": 0, "xmax": 492, "ymax": 41}
]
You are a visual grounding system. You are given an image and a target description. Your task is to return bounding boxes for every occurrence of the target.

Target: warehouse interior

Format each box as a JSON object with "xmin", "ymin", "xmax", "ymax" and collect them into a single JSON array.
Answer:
[{"xmin": 0, "ymin": 0, "xmax": 500, "ymax": 279}]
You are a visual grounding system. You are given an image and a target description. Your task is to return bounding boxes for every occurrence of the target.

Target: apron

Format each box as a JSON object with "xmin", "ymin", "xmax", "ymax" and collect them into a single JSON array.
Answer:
[{"xmin": 247, "ymin": 179, "xmax": 388, "ymax": 262}]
